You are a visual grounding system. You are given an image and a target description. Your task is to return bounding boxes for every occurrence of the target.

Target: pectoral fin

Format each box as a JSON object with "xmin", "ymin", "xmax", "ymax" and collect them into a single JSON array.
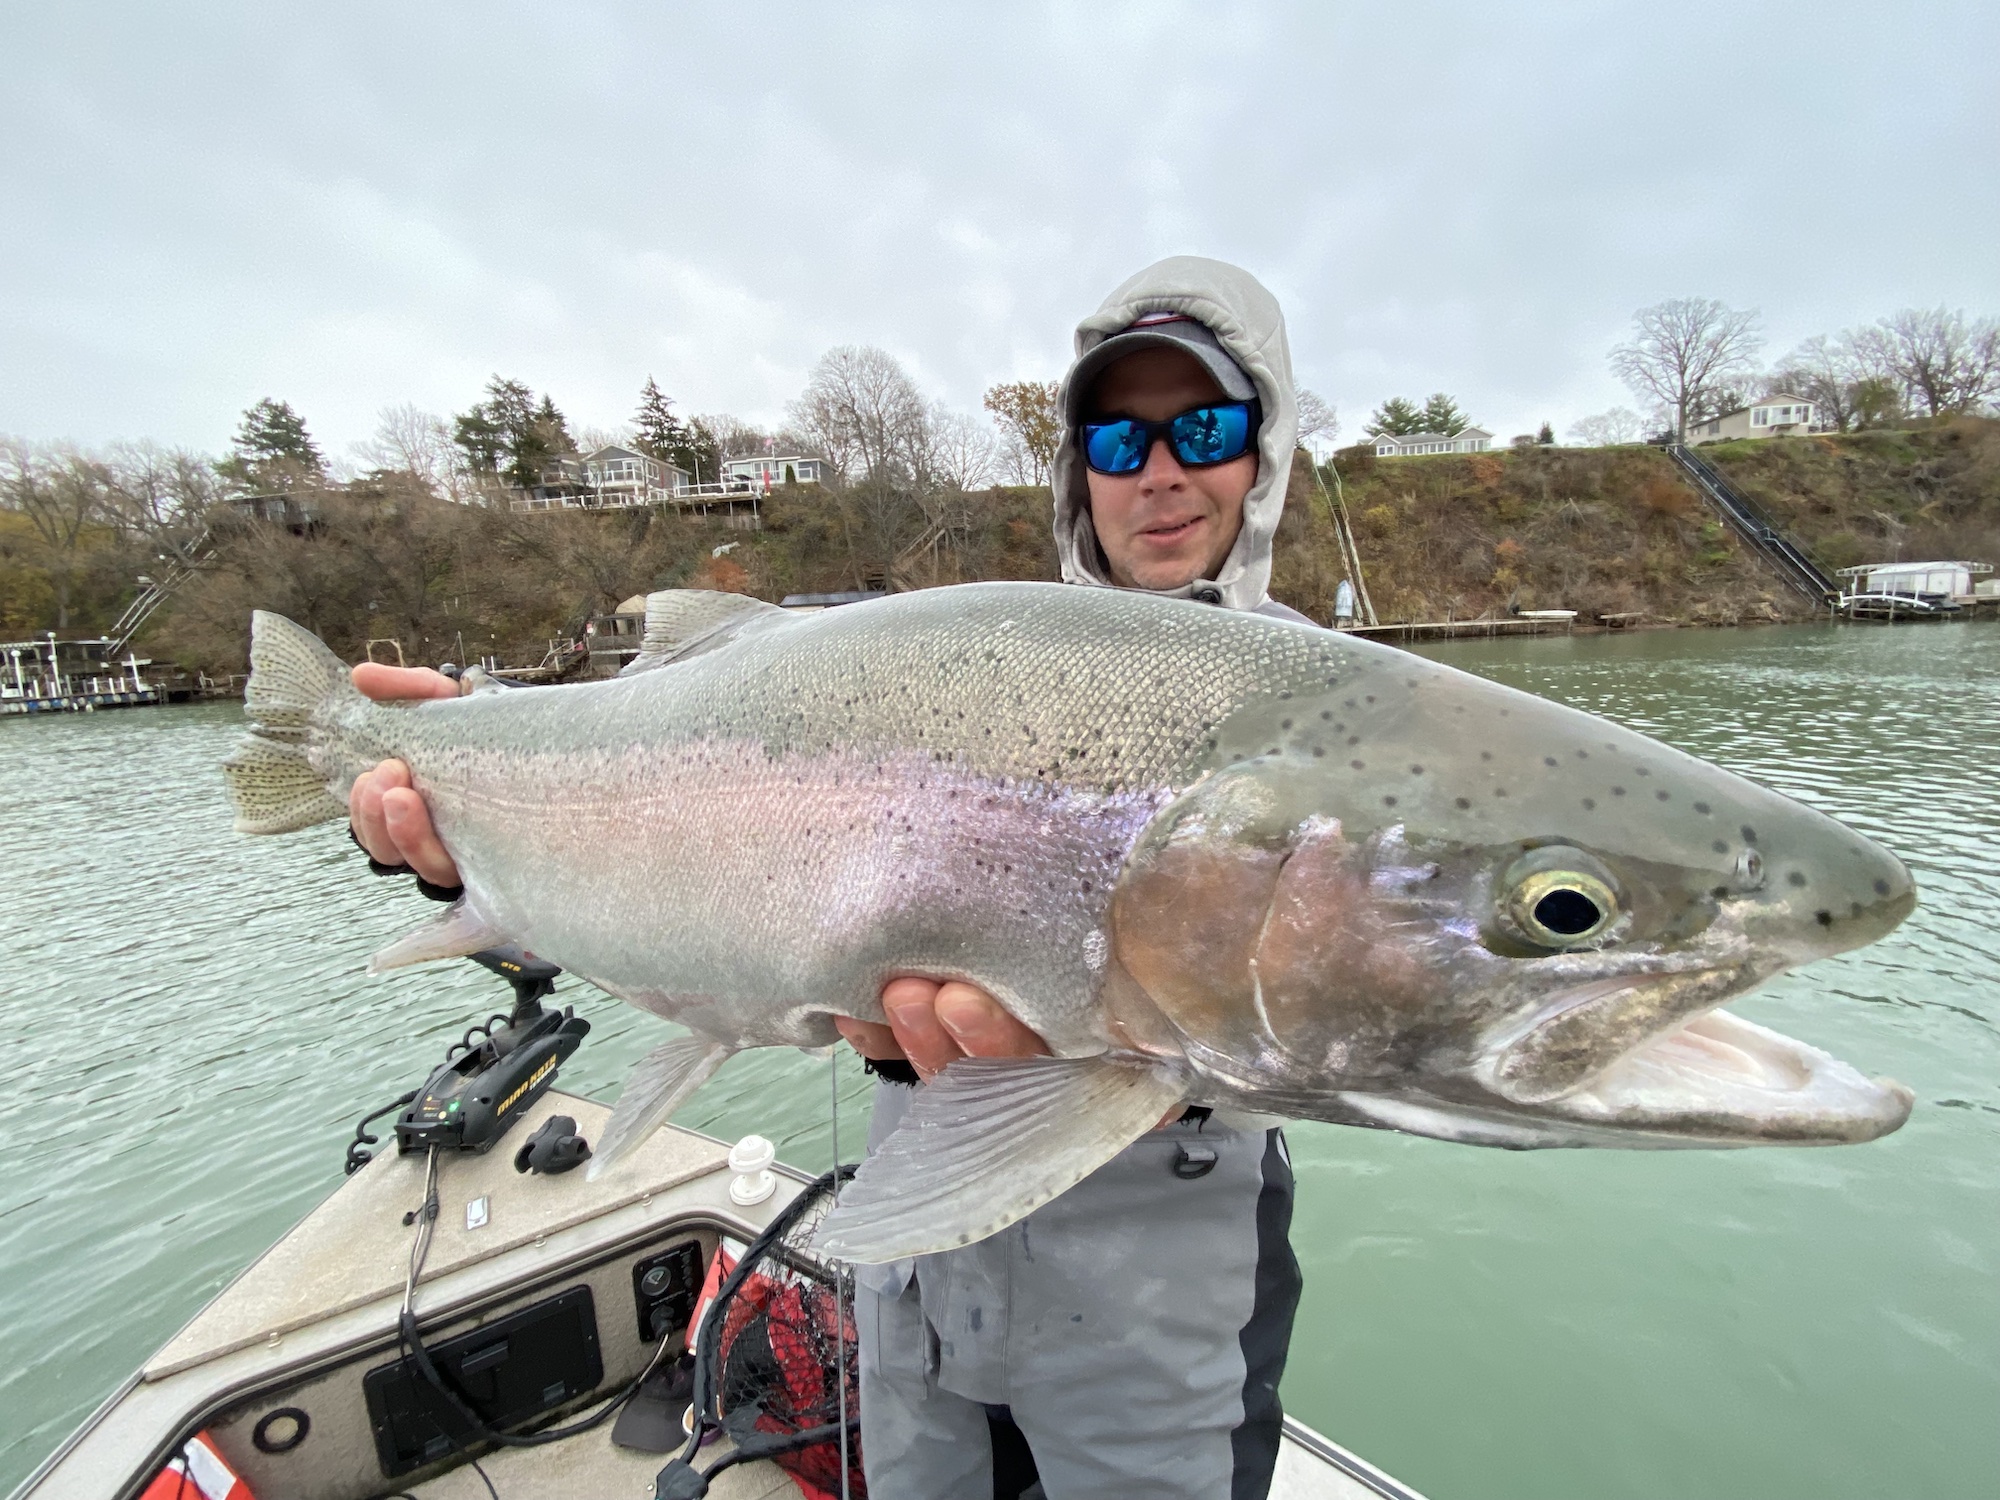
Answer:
[
  {"xmin": 812, "ymin": 1055, "xmax": 1184, "ymax": 1264},
  {"xmin": 585, "ymin": 1035, "xmax": 734, "ymax": 1179},
  {"xmin": 366, "ymin": 901, "xmax": 510, "ymax": 972}
]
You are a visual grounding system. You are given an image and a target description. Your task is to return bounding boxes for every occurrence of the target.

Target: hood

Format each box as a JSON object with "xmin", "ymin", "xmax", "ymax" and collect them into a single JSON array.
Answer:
[{"xmin": 1052, "ymin": 256, "xmax": 1300, "ymax": 613}]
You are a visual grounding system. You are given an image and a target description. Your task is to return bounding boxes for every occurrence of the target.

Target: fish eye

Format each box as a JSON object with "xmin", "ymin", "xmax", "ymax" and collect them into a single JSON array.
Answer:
[
  {"xmin": 1732, "ymin": 848, "xmax": 1765, "ymax": 891},
  {"xmin": 1508, "ymin": 867, "xmax": 1620, "ymax": 948}
]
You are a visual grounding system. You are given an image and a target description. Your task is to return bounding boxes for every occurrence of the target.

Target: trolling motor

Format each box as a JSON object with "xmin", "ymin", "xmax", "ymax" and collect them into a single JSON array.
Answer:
[
  {"xmin": 344, "ymin": 946, "xmax": 590, "ymax": 1174},
  {"xmin": 392, "ymin": 945, "xmax": 590, "ymax": 1156}
]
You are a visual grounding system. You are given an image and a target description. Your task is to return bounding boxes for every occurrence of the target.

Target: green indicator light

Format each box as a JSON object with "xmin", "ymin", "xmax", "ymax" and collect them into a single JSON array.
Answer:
[{"xmin": 447, "ymin": 1100, "xmax": 461, "ymax": 1112}]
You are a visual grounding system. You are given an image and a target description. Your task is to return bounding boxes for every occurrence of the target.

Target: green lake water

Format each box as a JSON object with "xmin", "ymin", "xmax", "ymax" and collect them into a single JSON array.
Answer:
[{"xmin": 2, "ymin": 620, "xmax": 1994, "ymax": 1498}]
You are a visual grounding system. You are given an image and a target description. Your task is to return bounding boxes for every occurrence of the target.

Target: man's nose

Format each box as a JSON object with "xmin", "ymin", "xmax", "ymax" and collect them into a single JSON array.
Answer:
[{"xmin": 1138, "ymin": 434, "xmax": 1186, "ymax": 489}]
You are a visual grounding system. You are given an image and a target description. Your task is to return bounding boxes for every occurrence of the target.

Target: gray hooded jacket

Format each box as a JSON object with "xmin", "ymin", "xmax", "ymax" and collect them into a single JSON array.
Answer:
[{"xmin": 1052, "ymin": 256, "xmax": 1301, "ymax": 615}]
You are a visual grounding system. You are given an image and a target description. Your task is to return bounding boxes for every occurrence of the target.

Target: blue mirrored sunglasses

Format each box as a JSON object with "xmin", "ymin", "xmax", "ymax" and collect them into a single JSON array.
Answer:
[{"xmin": 1081, "ymin": 400, "xmax": 1260, "ymax": 476}]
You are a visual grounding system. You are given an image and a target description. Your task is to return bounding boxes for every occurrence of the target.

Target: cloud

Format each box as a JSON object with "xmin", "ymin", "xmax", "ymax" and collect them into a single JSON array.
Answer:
[{"xmin": 1, "ymin": 1, "xmax": 1995, "ymax": 453}]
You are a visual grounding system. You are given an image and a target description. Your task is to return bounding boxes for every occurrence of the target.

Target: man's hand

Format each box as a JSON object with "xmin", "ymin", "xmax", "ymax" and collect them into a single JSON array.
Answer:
[
  {"xmin": 834, "ymin": 978, "xmax": 1050, "ymax": 1080},
  {"xmin": 348, "ymin": 665, "xmax": 463, "ymax": 887}
]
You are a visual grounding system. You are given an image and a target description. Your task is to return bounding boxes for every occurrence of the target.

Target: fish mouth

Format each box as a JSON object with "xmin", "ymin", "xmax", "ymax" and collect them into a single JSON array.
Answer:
[{"xmin": 1508, "ymin": 996, "xmax": 1914, "ymax": 1145}]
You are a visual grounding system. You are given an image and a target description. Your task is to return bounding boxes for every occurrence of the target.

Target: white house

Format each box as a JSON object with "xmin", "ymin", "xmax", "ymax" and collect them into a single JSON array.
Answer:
[
  {"xmin": 1687, "ymin": 395, "xmax": 1816, "ymax": 445},
  {"xmin": 722, "ymin": 455, "xmax": 827, "ymax": 486},
  {"xmin": 1374, "ymin": 427, "xmax": 1493, "ymax": 457}
]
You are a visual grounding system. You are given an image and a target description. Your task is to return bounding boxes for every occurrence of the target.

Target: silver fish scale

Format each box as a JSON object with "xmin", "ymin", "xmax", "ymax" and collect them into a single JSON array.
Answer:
[{"xmin": 616, "ymin": 583, "xmax": 1354, "ymax": 792}]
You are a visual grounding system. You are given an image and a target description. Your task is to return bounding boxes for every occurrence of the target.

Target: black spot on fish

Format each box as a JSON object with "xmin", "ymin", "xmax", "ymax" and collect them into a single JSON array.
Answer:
[
  {"xmin": 1345, "ymin": 698, "xmax": 1357, "ymax": 709},
  {"xmin": 1347, "ymin": 735, "xmax": 1360, "ymax": 745},
  {"xmin": 1788, "ymin": 872, "xmax": 1808, "ymax": 887},
  {"xmin": 1480, "ymin": 751, "xmax": 1492, "ymax": 762},
  {"xmin": 1576, "ymin": 749, "xmax": 1589, "ymax": 759},
  {"xmin": 1815, "ymin": 910, "xmax": 1834, "ymax": 927},
  {"xmin": 1320, "ymin": 710, "xmax": 1333, "ymax": 720},
  {"xmin": 1693, "ymin": 801, "xmax": 1711, "ymax": 815},
  {"xmin": 1635, "ymin": 767, "xmax": 1651, "ymax": 777},
  {"xmin": 1282, "ymin": 719, "xmax": 1294, "ymax": 730},
  {"xmin": 1544, "ymin": 757, "xmax": 1559, "ymax": 767},
  {"xmin": 1313, "ymin": 746, "xmax": 1325, "ymax": 758},
  {"xmin": 1656, "ymin": 790, "xmax": 1670, "ymax": 801},
  {"xmin": 1612, "ymin": 787, "xmax": 1626, "ymax": 797},
  {"xmin": 1081, "ymin": 880, "xmax": 1092, "ymax": 892},
  {"xmin": 1351, "ymin": 760, "xmax": 1366, "ymax": 770},
  {"xmin": 1384, "ymin": 796, "xmax": 1398, "ymax": 807},
  {"xmin": 1872, "ymin": 878, "xmax": 1891, "ymax": 896},
  {"xmin": 1712, "ymin": 885, "xmax": 1731, "ymax": 900},
  {"xmin": 1741, "ymin": 825, "xmax": 1758, "ymax": 845},
  {"xmin": 1582, "ymin": 798, "xmax": 1596, "ymax": 810},
  {"xmin": 1712, "ymin": 840, "xmax": 1729, "ymax": 854},
  {"xmin": 1410, "ymin": 764, "xmax": 1424, "ymax": 775},
  {"xmin": 1280, "ymin": 691, "xmax": 1293, "ymax": 700},
  {"xmin": 1367, "ymin": 695, "xmax": 1376, "ymax": 704},
  {"xmin": 1494, "ymin": 787, "xmax": 1508, "ymax": 797},
  {"xmin": 1455, "ymin": 797, "xmax": 1472, "ymax": 810}
]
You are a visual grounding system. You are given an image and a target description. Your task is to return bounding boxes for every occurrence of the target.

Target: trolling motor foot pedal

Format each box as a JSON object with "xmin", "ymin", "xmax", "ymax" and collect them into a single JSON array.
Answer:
[
  {"xmin": 612, "ymin": 1355, "xmax": 696, "ymax": 1454},
  {"xmin": 515, "ymin": 1115, "xmax": 591, "ymax": 1175}
]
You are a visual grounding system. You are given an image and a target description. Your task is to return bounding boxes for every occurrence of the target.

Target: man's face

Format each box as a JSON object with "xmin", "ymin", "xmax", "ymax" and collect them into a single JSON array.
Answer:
[{"xmin": 1084, "ymin": 347, "xmax": 1258, "ymax": 592}]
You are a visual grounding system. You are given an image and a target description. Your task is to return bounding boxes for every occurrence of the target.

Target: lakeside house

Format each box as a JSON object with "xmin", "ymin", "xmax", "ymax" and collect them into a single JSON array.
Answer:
[
  {"xmin": 722, "ymin": 455, "xmax": 828, "ymax": 487},
  {"xmin": 1687, "ymin": 395, "xmax": 1816, "ymax": 445},
  {"xmin": 525, "ymin": 445, "xmax": 691, "ymax": 509},
  {"xmin": 1374, "ymin": 427, "xmax": 1494, "ymax": 457}
]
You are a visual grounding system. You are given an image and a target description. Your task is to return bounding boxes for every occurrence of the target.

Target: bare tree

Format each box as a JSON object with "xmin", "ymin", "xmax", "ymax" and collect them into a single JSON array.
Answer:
[
  {"xmin": 1569, "ymin": 408, "xmax": 1643, "ymax": 446},
  {"xmin": 0, "ymin": 439, "xmax": 118, "ymax": 629},
  {"xmin": 982, "ymin": 380, "xmax": 1061, "ymax": 487},
  {"xmin": 355, "ymin": 404, "xmax": 470, "ymax": 501},
  {"xmin": 102, "ymin": 441, "xmax": 224, "ymax": 533},
  {"xmin": 1609, "ymin": 298, "xmax": 1764, "ymax": 440},
  {"xmin": 696, "ymin": 414, "xmax": 770, "ymax": 465},
  {"xmin": 922, "ymin": 403, "xmax": 997, "ymax": 492},
  {"xmin": 1295, "ymin": 389, "xmax": 1339, "ymax": 456},
  {"xmin": 789, "ymin": 347, "xmax": 930, "ymax": 483},
  {"xmin": 1866, "ymin": 308, "xmax": 2000, "ymax": 417},
  {"xmin": 1768, "ymin": 335, "xmax": 1874, "ymax": 432}
]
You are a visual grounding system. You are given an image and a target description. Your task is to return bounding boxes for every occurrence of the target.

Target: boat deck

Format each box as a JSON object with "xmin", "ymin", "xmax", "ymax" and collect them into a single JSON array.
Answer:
[{"xmin": 15, "ymin": 1090, "xmax": 1419, "ymax": 1500}]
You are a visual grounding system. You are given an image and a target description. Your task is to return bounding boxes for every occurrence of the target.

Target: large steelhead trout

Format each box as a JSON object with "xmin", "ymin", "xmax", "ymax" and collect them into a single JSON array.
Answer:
[{"xmin": 225, "ymin": 583, "xmax": 1915, "ymax": 1261}]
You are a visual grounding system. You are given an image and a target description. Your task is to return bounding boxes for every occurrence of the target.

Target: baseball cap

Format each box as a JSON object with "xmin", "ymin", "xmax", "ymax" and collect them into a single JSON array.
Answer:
[{"xmin": 1065, "ymin": 311, "xmax": 1257, "ymax": 423}]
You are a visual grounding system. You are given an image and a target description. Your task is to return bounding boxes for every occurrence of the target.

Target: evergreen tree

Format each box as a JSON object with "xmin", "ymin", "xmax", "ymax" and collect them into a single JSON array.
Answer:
[
  {"xmin": 218, "ymin": 398, "xmax": 323, "ymax": 492},
  {"xmin": 1536, "ymin": 421, "xmax": 1555, "ymax": 445},
  {"xmin": 1363, "ymin": 397, "xmax": 1425, "ymax": 437},
  {"xmin": 633, "ymin": 376, "xmax": 683, "ymax": 457},
  {"xmin": 1419, "ymin": 393, "xmax": 1470, "ymax": 437},
  {"xmin": 453, "ymin": 376, "xmax": 570, "ymax": 488}
]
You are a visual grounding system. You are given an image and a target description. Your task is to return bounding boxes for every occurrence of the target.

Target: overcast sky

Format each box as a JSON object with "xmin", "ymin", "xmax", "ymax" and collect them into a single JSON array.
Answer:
[{"xmin": 4, "ymin": 2, "xmax": 1996, "ymax": 459}]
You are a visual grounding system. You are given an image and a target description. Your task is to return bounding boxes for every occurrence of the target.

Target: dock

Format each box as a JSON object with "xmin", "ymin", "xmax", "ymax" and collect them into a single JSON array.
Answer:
[{"xmin": 1341, "ymin": 614, "xmax": 1577, "ymax": 644}]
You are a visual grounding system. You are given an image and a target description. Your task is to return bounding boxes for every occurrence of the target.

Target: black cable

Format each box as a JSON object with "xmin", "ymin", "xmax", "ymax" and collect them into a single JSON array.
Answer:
[
  {"xmin": 346, "ymin": 1090, "xmax": 420, "ymax": 1176},
  {"xmin": 394, "ymin": 1153, "xmax": 676, "ymax": 1453}
]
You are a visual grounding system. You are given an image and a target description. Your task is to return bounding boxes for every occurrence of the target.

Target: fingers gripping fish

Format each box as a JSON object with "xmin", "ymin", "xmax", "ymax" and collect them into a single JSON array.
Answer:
[{"xmin": 223, "ymin": 583, "xmax": 1916, "ymax": 1263}]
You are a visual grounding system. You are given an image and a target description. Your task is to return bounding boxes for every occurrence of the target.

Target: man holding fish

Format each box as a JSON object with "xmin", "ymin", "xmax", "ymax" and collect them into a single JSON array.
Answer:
[
  {"xmin": 298, "ymin": 257, "xmax": 1912, "ymax": 1499},
  {"xmin": 347, "ymin": 258, "xmax": 1322, "ymax": 1497}
]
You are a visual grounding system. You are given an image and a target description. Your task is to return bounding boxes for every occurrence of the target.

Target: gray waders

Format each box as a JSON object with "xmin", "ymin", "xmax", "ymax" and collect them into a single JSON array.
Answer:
[{"xmin": 854, "ymin": 1080, "xmax": 1301, "ymax": 1500}]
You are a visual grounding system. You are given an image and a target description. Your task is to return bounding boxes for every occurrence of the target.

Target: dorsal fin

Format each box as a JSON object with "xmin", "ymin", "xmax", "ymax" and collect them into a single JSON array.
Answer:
[{"xmin": 619, "ymin": 589, "xmax": 789, "ymax": 675}]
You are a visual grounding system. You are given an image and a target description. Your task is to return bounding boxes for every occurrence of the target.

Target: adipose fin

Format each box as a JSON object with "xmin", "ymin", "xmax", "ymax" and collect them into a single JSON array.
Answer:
[{"xmin": 813, "ymin": 1055, "xmax": 1185, "ymax": 1264}]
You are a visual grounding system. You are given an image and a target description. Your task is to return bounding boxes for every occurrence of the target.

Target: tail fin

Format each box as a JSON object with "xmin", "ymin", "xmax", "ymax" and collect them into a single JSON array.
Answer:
[{"xmin": 222, "ymin": 611, "xmax": 363, "ymax": 834}]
